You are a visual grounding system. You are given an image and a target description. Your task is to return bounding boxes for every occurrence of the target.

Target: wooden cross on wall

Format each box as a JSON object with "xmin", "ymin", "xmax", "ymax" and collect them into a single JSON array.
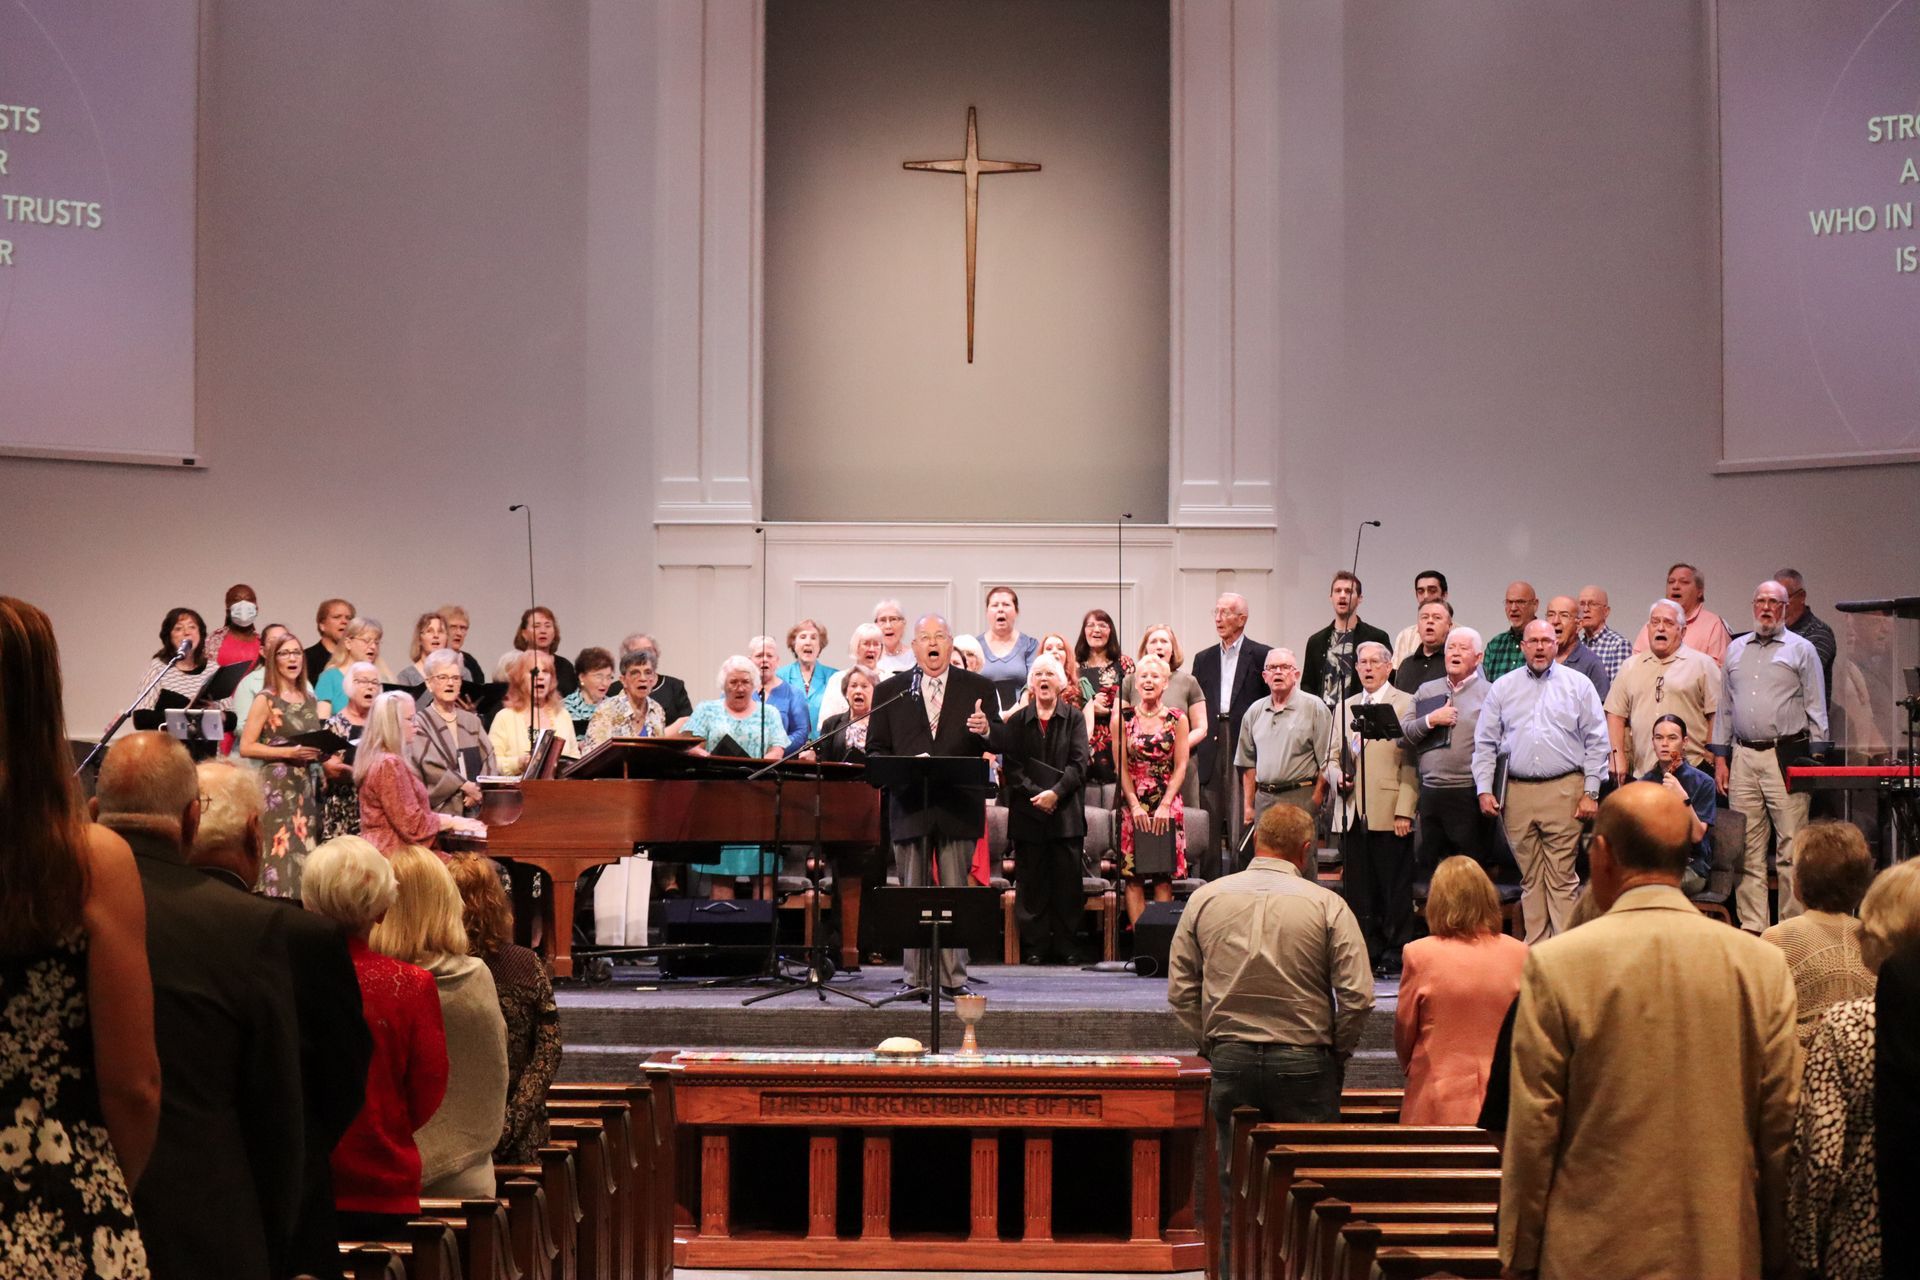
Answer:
[{"xmin": 904, "ymin": 106, "xmax": 1041, "ymax": 363}]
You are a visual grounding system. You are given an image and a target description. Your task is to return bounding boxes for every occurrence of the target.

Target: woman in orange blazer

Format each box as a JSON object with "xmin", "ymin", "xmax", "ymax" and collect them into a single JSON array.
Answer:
[{"xmin": 1395, "ymin": 856, "xmax": 1529, "ymax": 1125}]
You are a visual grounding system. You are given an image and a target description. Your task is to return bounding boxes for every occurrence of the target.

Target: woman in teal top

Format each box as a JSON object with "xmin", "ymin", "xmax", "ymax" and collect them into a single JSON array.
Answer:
[
  {"xmin": 773, "ymin": 618, "xmax": 838, "ymax": 735},
  {"xmin": 975, "ymin": 585, "xmax": 1040, "ymax": 712},
  {"xmin": 313, "ymin": 616, "xmax": 388, "ymax": 711},
  {"xmin": 686, "ymin": 655, "xmax": 788, "ymax": 899}
]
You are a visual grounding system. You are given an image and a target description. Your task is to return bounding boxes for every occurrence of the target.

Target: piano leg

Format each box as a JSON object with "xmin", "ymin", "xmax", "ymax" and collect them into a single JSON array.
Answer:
[
  {"xmin": 837, "ymin": 875, "xmax": 863, "ymax": 972},
  {"xmin": 547, "ymin": 872, "xmax": 578, "ymax": 979}
]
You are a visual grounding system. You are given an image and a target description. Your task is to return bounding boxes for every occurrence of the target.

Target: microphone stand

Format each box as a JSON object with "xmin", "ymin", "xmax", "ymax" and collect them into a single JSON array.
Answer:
[
  {"xmin": 509, "ymin": 504, "xmax": 540, "ymax": 754},
  {"xmin": 78, "ymin": 647, "xmax": 189, "ymax": 777},
  {"xmin": 1116, "ymin": 512, "xmax": 1133, "ymax": 650},
  {"xmin": 735, "ymin": 684, "xmax": 920, "ymax": 1006}
]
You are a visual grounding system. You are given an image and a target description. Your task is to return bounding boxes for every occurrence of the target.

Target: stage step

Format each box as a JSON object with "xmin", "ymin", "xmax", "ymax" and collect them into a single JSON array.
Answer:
[{"xmin": 554, "ymin": 965, "xmax": 1407, "ymax": 1087}]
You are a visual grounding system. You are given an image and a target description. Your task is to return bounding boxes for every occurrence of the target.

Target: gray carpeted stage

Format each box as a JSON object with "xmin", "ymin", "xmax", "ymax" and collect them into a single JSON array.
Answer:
[{"xmin": 556, "ymin": 963, "xmax": 1406, "ymax": 1088}]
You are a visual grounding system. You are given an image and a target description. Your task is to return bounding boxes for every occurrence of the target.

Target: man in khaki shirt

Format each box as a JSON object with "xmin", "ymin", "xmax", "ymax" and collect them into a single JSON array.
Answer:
[
  {"xmin": 1604, "ymin": 598, "xmax": 1723, "ymax": 779},
  {"xmin": 1500, "ymin": 782, "xmax": 1799, "ymax": 1280},
  {"xmin": 1169, "ymin": 804, "xmax": 1372, "ymax": 1276}
]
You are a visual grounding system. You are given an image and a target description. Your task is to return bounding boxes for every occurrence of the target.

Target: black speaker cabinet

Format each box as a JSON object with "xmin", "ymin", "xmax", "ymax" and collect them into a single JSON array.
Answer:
[
  {"xmin": 1131, "ymin": 899, "xmax": 1187, "ymax": 977},
  {"xmin": 658, "ymin": 898, "xmax": 776, "ymax": 978}
]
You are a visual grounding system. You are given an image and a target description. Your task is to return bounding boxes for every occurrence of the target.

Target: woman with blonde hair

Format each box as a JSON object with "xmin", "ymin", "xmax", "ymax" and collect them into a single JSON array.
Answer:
[
  {"xmin": 238, "ymin": 629, "xmax": 329, "ymax": 896},
  {"xmin": 302, "ymin": 835, "xmax": 446, "ymax": 1241},
  {"xmin": 448, "ymin": 855, "xmax": 560, "ymax": 1163},
  {"xmin": 314, "ymin": 616, "xmax": 391, "ymax": 711},
  {"xmin": 0, "ymin": 596, "xmax": 160, "ymax": 1272},
  {"xmin": 1394, "ymin": 855, "xmax": 1528, "ymax": 1124},
  {"xmin": 818, "ymin": 622, "xmax": 885, "ymax": 723},
  {"xmin": 356, "ymin": 691, "xmax": 468, "ymax": 855},
  {"xmin": 393, "ymin": 612, "xmax": 450, "ymax": 688},
  {"xmin": 1125, "ymin": 624, "xmax": 1209, "ymax": 805},
  {"xmin": 1116, "ymin": 653, "xmax": 1188, "ymax": 923},
  {"xmin": 489, "ymin": 650, "xmax": 579, "ymax": 775},
  {"xmin": 370, "ymin": 846, "xmax": 508, "ymax": 1200},
  {"xmin": 1790, "ymin": 858, "xmax": 1920, "ymax": 1280}
]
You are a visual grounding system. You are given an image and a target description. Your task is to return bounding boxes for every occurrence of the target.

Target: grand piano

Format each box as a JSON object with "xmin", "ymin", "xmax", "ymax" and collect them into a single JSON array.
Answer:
[{"xmin": 467, "ymin": 737, "xmax": 880, "ymax": 977}]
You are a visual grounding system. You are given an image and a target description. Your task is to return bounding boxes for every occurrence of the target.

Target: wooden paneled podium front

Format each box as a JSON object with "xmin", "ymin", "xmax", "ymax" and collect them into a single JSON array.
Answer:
[{"xmin": 649, "ymin": 1049, "xmax": 1209, "ymax": 1272}]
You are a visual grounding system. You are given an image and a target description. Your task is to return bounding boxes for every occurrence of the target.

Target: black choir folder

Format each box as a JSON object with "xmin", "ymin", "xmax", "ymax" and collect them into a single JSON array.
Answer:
[
  {"xmin": 1128, "ymin": 821, "xmax": 1177, "ymax": 878},
  {"xmin": 1412, "ymin": 693, "xmax": 1451, "ymax": 750}
]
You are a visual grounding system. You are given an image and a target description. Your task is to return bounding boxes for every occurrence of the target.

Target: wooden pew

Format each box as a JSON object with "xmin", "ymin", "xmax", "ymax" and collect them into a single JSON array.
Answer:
[
  {"xmin": 500, "ymin": 1177, "xmax": 559, "ymax": 1280},
  {"xmin": 1229, "ymin": 1115, "xmax": 1489, "ymax": 1280},
  {"xmin": 548, "ymin": 1099, "xmax": 640, "ymax": 1280},
  {"xmin": 1336, "ymin": 1104, "xmax": 1400, "ymax": 1123},
  {"xmin": 340, "ymin": 1244, "xmax": 412, "ymax": 1280},
  {"xmin": 551, "ymin": 1076, "xmax": 673, "ymax": 1280},
  {"xmin": 498, "ymin": 1144, "xmax": 582, "ymax": 1280},
  {"xmin": 1366, "ymin": 1244, "xmax": 1504, "ymax": 1278},
  {"xmin": 1274, "ymin": 1172, "xmax": 1503, "ymax": 1280},
  {"xmin": 547, "ymin": 1118, "xmax": 616, "ymax": 1280},
  {"xmin": 419, "ymin": 1198, "xmax": 518, "ymax": 1280},
  {"xmin": 1326, "ymin": 1221, "xmax": 1495, "ymax": 1280},
  {"xmin": 1250, "ymin": 1147, "xmax": 1499, "ymax": 1280},
  {"xmin": 1302, "ymin": 1201, "xmax": 1496, "ymax": 1280}
]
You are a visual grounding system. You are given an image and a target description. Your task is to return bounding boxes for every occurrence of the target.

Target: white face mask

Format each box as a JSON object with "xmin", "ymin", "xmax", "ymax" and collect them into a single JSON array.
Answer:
[{"xmin": 229, "ymin": 601, "xmax": 258, "ymax": 627}]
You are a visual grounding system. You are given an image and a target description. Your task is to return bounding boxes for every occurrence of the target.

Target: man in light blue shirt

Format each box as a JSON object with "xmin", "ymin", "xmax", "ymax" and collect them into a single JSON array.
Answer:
[{"xmin": 1474, "ymin": 619, "xmax": 1608, "ymax": 942}]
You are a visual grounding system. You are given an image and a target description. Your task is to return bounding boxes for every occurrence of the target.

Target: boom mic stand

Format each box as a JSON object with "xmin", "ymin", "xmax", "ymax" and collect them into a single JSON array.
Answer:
[
  {"xmin": 735, "ymin": 684, "xmax": 921, "ymax": 1006},
  {"xmin": 78, "ymin": 644, "xmax": 190, "ymax": 777}
]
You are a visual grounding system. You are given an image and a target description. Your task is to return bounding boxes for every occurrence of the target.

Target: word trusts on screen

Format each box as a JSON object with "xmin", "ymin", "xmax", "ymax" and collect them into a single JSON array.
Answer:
[{"xmin": 0, "ymin": 101, "xmax": 107, "ymax": 269}]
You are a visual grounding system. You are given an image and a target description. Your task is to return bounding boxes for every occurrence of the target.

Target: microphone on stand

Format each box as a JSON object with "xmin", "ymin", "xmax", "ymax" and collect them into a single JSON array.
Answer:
[
  {"xmin": 175, "ymin": 637, "xmax": 193, "ymax": 660},
  {"xmin": 508, "ymin": 503, "xmax": 538, "ymax": 747},
  {"xmin": 1116, "ymin": 512, "xmax": 1134, "ymax": 651},
  {"xmin": 1351, "ymin": 519, "xmax": 1382, "ymax": 579}
]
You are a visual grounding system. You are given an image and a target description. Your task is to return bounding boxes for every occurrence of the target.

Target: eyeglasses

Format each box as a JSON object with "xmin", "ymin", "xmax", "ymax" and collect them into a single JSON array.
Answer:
[
  {"xmin": 1654, "ymin": 675, "xmax": 1665, "ymax": 703},
  {"xmin": 198, "ymin": 794, "xmax": 213, "ymax": 811}
]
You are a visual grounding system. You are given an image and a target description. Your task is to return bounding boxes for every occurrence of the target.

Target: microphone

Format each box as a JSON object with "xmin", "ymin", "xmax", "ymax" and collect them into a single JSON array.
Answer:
[
  {"xmin": 175, "ymin": 637, "xmax": 193, "ymax": 659},
  {"xmin": 1363, "ymin": 519, "xmax": 1382, "ymax": 528},
  {"xmin": 509, "ymin": 503, "xmax": 525, "ymax": 512},
  {"xmin": 910, "ymin": 667, "xmax": 923, "ymax": 701},
  {"xmin": 1352, "ymin": 519, "xmax": 1382, "ymax": 578}
]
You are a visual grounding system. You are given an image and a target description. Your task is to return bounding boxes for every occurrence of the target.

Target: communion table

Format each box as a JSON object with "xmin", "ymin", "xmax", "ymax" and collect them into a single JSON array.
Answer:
[{"xmin": 649, "ymin": 1048, "xmax": 1210, "ymax": 1272}]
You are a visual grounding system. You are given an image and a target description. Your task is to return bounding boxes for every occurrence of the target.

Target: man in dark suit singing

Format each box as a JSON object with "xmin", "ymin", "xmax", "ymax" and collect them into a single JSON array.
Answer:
[
  {"xmin": 868, "ymin": 613, "xmax": 1001, "ymax": 995},
  {"xmin": 1190, "ymin": 592, "xmax": 1272, "ymax": 878}
]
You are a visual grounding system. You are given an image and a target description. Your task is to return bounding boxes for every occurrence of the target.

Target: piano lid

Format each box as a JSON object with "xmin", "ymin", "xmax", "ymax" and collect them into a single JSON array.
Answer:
[{"xmin": 563, "ymin": 736, "xmax": 865, "ymax": 781}]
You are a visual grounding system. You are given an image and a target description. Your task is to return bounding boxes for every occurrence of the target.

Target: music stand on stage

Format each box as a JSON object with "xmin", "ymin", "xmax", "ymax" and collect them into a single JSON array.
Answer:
[{"xmin": 864, "ymin": 886, "xmax": 1001, "ymax": 1055}]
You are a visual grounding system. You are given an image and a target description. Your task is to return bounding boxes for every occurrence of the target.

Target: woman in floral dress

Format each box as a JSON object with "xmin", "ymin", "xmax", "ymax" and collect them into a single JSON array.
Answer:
[
  {"xmin": 1, "ymin": 596, "xmax": 160, "ymax": 1278},
  {"xmin": 238, "ymin": 631, "xmax": 327, "ymax": 898},
  {"xmin": 1116, "ymin": 654, "xmax": 1189, "ymax": 926}
]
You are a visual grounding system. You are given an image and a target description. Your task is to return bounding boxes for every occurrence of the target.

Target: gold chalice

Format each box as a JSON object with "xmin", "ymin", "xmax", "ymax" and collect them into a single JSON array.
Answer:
[{"xmin": 953, "ymin": 993, "xmax": 987, "ymax": 1054}]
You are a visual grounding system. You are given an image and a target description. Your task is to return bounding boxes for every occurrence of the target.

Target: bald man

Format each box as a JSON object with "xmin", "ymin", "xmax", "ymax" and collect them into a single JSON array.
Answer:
[
  {"xmin": 1575, "ymin": 585, "xmax": 1632, "ymax": 682},
  {"xmin": 1482, "ymin": 581, "xmax": 1538, "ymax": 682},
  {"xmin": 1192, "ymin": 592, "xmax": 1272, "ymax": 875},
  {"xmin": 867, "ymin": 614, "xmax": 1002, "ymax": 994},
  {"xmin": 93, "ymin": 733, "xmax": 304, "ymax": 1280},
  {"xmin": 1501, "ymin": 782, "xmax": 1799, "ymax": 1280}
]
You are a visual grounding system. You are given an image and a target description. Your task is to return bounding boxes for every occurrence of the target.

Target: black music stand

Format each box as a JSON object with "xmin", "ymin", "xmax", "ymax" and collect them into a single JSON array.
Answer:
[{"xmin": 864, "ymin": 886, "xmax": 1002, "ymax": 1055}]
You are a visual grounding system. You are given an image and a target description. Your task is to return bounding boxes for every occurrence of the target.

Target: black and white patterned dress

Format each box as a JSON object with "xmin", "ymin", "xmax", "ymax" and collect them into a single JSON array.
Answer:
[
  {"xmin": 0, "ymin": 935, "xmax": 149, "ymax": 1278},
  {"xmin": 1791, "ymin": 996, "xmax": 1880, "ymax": 1280}
]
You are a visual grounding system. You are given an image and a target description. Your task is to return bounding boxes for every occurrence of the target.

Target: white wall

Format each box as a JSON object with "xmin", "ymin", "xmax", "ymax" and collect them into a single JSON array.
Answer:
[{"xmin": 4, "ymin": 0, "xmax": 1911, "ymax": 740}]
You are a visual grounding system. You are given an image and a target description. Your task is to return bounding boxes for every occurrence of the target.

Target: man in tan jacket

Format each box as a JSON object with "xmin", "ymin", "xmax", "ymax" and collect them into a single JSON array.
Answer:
[
  {"xmin": 1499, "ymin": 782, "xmax": 1800, "ymax": 1279},
  {"xmin": 1338, "ymin": 640, "xmax": 1419, "ymax": 975}
]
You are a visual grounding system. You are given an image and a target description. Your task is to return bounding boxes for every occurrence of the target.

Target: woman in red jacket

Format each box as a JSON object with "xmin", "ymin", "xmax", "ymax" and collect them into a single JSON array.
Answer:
[{"xmin": 301, "ymin": 834, "xmax": 449, "ymax": 1240}]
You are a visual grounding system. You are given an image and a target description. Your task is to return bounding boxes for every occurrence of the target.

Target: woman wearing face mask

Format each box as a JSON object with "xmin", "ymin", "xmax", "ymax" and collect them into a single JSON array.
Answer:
[
  {"xmin": 321, "ymin": 662, "xmax": 383, "ymax": 839},
  {"xmin": 203, "ymin": 584, "xmax": 263, "ymax": 669},
  {"xmin": 238, "ymin": 631, "xmax": 329, "ymax": 896},
  {"xmin": 315, "ymin": 617, "xmax": 390, "ymax": 712}
]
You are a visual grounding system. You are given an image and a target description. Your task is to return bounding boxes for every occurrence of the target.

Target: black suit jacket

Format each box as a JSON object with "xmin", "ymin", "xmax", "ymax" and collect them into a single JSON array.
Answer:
[
  {"xmin": 816, "ymin": 711, "xmax": 868, "ymax": 764},
  {"xmin": 1191, "ymin": 636, "xmax": 1272, "ymax": 786},
  {"xmin": 116, "ymin": 825, "xmax": 304, "ymax": 1280},
  {"xmin": 652, "ymin": 672, "xmax": 693, "ymax": 725},
  {"xmin": 866, "ymin": 665, "xmax": 1001, "ymax": 841},
  {"xmin": 1879, "ymin": 947, "xmax": 1920, "ymax": 1276},
  {"xmin": 204, "ymin": 867, "xmax": 372, "ymax": 1280},
  {"xmin": 1303, "ymin": 618, "xmax": 1392, "ymax": 706},
  {"xmin": 991, "ymin": 702, "xmax": 1090, "ymax": 841}
]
